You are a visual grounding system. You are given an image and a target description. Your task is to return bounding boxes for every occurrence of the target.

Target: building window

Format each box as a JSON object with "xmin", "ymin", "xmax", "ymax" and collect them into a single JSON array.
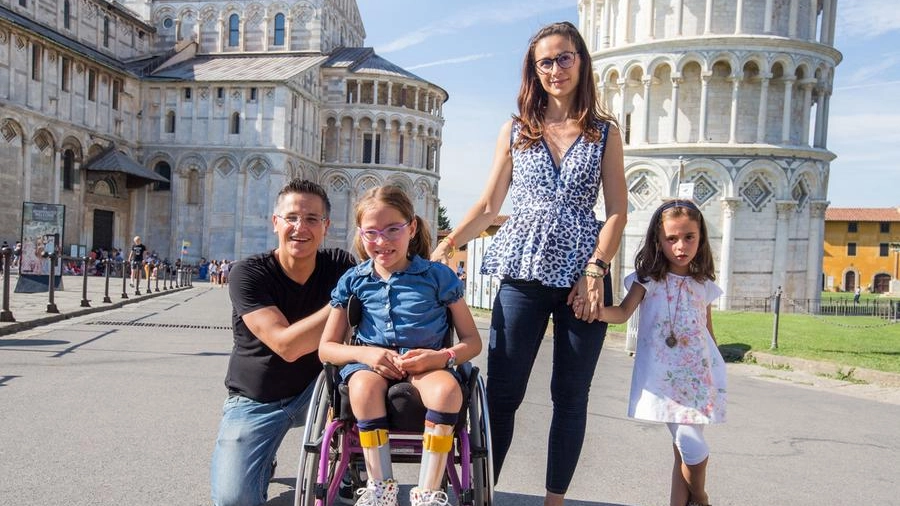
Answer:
[
  {"xmin": 103, "ymin": 16, "xmax": 110, "ymax": 47},
  {"xmin": 88, "ymin": 69, "xmax": 97, "ymax": 101},
  {"xmin": 61, "ymin": 57, "xmax": 70, "ymax": 91},
  {"xmin": 847, "ymin": 242, "xmax": 857, "ymax": 256},
  {"xmin": 399, "ymin": 134, "xmax": 404, "ymax": 164},
  {"xmin": 880, "ymin": 222, "xmax": 890, "ymax": 234},
  {"xmin": 216, "ymin": 87, "xmax": 225, "ymax": 99},
  {"xmin": 848, "ymin": 221, "xmax": 858, "ymax": 233},
  {"xmin": 154, "ymin": 161, "xmax": 171, "ymax": 191},
  {"xmin": 18, "ymin": 0, "xmax": 26, "ymax": 7},
  {"xmin": 184, "ymin": 88, "xmax": 192, "ymax": 100},
  {"xmin": 112, "ymin": 79, "xmax": 121, "ymax": 110},
  {"xmin": 880, "ymin": 243, "xmax": 890, "ymax": 257},
  {"xmin": 624, "ymin": 113, "xmax": 632, "ymax": 145},
  {"xmin": 162, "ymin": 18, "xmax": 173, "ymax": 30},
  {"xmin": 63, "ymin": 149, "xmax": 75, "ymax": 190},
  {"xmin": 249, "ymin": 87, "xmax": 257, "ymax": 102},
  {"xmin": 274, "ymin": 13, "xmax": 285, "ymax": 46},
  {"xmin": 165, "ymin": 111, "xmax": 176, "ymax": 133},
  {"xmin": 187, "ymin": 170, "xmax": 200, "ymax": 204},
  {"xmin": 63, "ymin": 1, "xmax": 71, "ymax": 30},
  {"xmin": 228, "ymin": 14, "xmax": 240, "ymax": 47},
  {"xmin": 31, "ymin": 44, "xmax": 41, "ymax": 81},
  {"xmin": 230, "ymin": 113, "xmax": 240, "ymax": 134},
  {"xmin": 362, "ymin": 134, "xmax": 381, "ymax": 164}
]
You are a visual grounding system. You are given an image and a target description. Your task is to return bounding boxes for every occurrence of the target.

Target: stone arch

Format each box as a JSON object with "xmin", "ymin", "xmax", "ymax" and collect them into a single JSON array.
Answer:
[
  {"xmin": 624, "ymin": 159, "xmax": 668, "ymax": 211},
  {"xmin": 1, "ymin": 118, "xmax": 25, "ymax": 144},
  {"xmin": 211, "ymin": 154, "xmax": 239, "ymax": 177},
  {"xmin": 244, "ymin": 155, "xmax": 272, "ymax": 179},
  {"xmin": 680, "ymin": 158, "xmax": 732, "ymax": 205},
  {"xmin": 176, "ymin": 153, "xmax": 206, "ymax": 173},
  {"xmin": 734, "ymin": 161, "xmax": 787, "ymax": 212}
]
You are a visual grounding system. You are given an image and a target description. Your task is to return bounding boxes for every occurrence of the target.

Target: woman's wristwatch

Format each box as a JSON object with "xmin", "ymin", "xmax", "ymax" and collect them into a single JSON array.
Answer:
[{"xmin": 585, "ymin": 258, "xmax": 609, "ymax": 277}]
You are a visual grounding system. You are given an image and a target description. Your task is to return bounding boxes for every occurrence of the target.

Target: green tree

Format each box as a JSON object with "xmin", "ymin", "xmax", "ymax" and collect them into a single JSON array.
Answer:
[{"xmin": 437, "ymin": 205, "xmax": 452, "ymax": 231}]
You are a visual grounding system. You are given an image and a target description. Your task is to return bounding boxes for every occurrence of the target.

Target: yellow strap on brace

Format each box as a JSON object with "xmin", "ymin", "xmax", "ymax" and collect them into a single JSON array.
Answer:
[
  {"xmin": 422, "ymin": 432, "xmax": 454, "ymax": 454},
  {"xmin": 358, "ymin": 429, "xmax": 389, "ymax": 448}
]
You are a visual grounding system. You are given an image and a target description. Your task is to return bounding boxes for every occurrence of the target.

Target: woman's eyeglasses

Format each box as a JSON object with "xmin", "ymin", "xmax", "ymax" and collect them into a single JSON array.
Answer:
[
  {"xmin": 535, "ymin": 51, "xmax": 577, "ymax": 74},
  {"xmin": 358, "ymin": 222, "xmax": 411, "ymax": 243},
  {"xmin": 275, "ymin": 214, "xmax": 327, "ymax": 228}
]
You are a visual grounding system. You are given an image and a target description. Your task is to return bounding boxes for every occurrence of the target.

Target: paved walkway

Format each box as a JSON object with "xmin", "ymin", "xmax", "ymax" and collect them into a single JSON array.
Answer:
[
  {"xmin": 0, "ymin": 271, "xmax": 195, "ymax": 337},
  {"xmin": 3, "ymin": 270, "xmax": 899, "ymax": 396}
]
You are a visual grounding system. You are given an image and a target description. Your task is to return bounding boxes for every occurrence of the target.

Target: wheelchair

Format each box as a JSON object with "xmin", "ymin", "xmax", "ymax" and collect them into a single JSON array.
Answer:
[{"xmin": 294, "ymin": 296, "xmax": 494, "ymax": 506}]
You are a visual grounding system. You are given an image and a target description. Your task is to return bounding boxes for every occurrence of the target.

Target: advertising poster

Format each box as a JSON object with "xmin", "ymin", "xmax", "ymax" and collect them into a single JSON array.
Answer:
[{"xmin": 15, "ymin": 202, "xmax": 65, "ymax": 292}]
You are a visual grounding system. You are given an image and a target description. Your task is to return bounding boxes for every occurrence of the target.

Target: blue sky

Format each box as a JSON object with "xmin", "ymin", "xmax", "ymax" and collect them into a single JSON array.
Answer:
[{"xmin": 357, "ymin": 0, "xmax": 900, "ymax": 225}]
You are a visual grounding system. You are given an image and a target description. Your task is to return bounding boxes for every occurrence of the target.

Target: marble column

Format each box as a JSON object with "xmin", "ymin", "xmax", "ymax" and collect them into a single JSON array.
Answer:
[
  {"xmin": 718, "ymin": 197, "xmax": 741, "ymax": 310},
  {"xmin": 772, "ymin": 200, "xmax": 796, "ymax": 292},
  {"xmin": 807, "ymin": 200, "xmax": 829, "ymax": 302}
]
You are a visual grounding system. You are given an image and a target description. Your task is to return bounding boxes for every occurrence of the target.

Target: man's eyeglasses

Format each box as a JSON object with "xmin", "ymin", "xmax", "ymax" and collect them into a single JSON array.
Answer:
[
  {"xmin": 275, "ymin": 214, "xmax": 327, "ymax": 228},
  {"xmin": 358, "ymin": 222, "xmax": 411, "ymax": 243},
  {"xmin": 535, "ymin": 51, "xmax": 577, "ymax": 74}
]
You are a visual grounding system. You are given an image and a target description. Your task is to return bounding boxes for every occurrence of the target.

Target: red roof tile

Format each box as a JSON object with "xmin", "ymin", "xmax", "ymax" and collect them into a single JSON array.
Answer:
[{"xmin": 825, "ymin": 207, "xmax": 900, "ymax": 222}]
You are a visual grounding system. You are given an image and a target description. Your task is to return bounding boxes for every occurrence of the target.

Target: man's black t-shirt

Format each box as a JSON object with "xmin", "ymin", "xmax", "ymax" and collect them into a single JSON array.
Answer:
[
  {"xmin": 226, "ymin": 248, "xmax": 355, "ymax": 403},
  {"xmin": 130, "ymin": 243, "xmax": 146, "ymax": 262}
]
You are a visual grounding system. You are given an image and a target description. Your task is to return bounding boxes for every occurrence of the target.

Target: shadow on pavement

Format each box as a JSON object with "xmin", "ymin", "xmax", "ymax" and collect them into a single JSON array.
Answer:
[
  {"xmin": 262, "ymin": 482, "xmax": 635, "ymax": 506},
  {"xmin": 0, "ymin": 338, "xmax": 70, "ymax": 347}
]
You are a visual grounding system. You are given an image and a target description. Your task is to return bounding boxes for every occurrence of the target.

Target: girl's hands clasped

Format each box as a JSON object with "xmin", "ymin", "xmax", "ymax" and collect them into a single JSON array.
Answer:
[{"xmin": 363, "ymin": 346, "xmax": 405, "ymax": 380}]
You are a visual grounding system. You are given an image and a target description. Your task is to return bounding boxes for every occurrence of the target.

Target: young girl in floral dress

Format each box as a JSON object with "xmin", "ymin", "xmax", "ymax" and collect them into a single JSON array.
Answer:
[{"xmin": 598, "ymin": 199, "xmax": 726, "ymax": 506}]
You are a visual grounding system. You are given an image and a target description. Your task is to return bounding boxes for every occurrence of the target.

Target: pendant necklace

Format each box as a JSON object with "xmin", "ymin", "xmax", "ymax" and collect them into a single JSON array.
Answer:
[{"xmin": 664, "ymin": 275, "xmax": 685, "ymax": 348}]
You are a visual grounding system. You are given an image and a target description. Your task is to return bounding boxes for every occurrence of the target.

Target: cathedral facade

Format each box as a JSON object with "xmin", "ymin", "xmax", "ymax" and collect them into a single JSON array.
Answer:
[
  {"xmin": 580, "ymin": 0, "xmax": 841, "ymax": 305},
  {"xmin": 0, "ymin": 0, "xmax": 446, "ymax": 262}
]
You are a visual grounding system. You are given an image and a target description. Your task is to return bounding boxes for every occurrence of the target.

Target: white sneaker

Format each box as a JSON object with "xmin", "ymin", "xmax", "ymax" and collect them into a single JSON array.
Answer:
[
  {"xmin": 355, "ymin": 479, "xmax": 398, "ymax": 506},
  {"xmin": 409, "ymin": 487, "xmax": 449, "ymax": 506}
]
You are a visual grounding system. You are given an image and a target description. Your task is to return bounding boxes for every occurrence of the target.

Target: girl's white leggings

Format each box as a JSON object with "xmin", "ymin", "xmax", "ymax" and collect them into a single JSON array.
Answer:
[{"xmin": 666, "ymin": 423, "xmax": 709, "ymax": 465}]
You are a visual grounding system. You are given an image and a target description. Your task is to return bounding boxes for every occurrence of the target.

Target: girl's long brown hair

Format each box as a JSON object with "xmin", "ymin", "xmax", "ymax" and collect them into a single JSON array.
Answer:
[
  {"xmin": 635, "ymin": 200, "xmax": 716, "ymax": 283},
  {"xmin": 513, "ymin": 21, "xmax": 616, "ymax": 150},
  {"xmin": 353, "ymin": 185, "xmax": 432, "ymax": 261}
]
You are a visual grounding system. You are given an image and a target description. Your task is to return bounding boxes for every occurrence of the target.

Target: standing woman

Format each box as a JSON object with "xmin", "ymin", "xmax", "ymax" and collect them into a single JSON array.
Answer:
[{"xmin": 431, "ymin": 21, "xmax": 627, "ymax": 506}]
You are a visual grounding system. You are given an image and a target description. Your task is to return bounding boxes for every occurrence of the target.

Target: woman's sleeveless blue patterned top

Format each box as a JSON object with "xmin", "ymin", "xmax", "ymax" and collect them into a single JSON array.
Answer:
[{"xmin": 481, "ymin": 120, "xmax": 610, "ymax": 288}]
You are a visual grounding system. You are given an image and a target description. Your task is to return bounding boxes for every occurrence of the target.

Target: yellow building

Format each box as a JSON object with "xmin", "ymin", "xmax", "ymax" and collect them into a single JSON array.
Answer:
[{"xmin": 823, "ymin": 208, "xmax": 900, "ymax": 293}]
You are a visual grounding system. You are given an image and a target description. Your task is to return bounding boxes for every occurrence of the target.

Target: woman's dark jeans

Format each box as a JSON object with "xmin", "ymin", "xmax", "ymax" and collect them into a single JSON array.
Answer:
[{"xmin": 486, "ymin": 277, "xmax": 611, "ymax": 494}]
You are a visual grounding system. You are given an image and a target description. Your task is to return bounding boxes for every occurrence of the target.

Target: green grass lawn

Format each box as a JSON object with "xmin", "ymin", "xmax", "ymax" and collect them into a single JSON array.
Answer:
[{"xmin": 473, "ymin": 306, "xmax": 900, "ymax": 375}]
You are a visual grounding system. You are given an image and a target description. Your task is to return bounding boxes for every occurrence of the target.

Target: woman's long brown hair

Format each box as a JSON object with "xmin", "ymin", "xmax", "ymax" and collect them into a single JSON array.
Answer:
[{"xmin": 513, "ymin": 21, "xmax": 616, "ymax": 150}]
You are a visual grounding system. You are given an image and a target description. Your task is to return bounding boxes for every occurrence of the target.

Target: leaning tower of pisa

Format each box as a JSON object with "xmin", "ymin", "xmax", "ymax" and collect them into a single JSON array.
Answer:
[{"xmin": 580, "ymin": 0, "xmax": 841, "ymax": 306}]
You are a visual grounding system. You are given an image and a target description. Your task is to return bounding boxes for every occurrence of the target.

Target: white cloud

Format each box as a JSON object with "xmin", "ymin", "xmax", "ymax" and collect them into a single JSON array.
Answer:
[
  {"xmin": 837, "ymin": 0, "xmax": 900, "ymax": 38},
  {"xmin": 407, "ymin": 53, "xmax": 495, "ymax": 70},
  {"xmin": 375, "ymin": 0, "xmax": 572, "ymax": 53}
]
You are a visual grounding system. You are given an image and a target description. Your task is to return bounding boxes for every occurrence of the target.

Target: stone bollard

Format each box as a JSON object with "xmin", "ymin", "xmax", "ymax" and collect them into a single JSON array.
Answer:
[
  {"xmin": 42, "ymin": 251, "xmax": 59, "ymax": 314},
  {"xmin": 1, "ymin": 246, "xmax": 14, "ymax": 322},
  {"xmin": 121, "ymin": 260, "xmax": 129, "ymax": 299},
  {"xmin": 102, "ymin": 258, "xmax": 112, "ymax": 303},
  {"xmin": 80, "ymin": 256, "xmax": 91, "ymax": 308}
]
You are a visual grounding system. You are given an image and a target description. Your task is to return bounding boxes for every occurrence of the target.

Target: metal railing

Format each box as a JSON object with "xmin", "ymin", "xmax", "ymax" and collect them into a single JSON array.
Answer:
[{"xmin": 0, "ymin": 248, "xmax": 194, "ymax": 322}]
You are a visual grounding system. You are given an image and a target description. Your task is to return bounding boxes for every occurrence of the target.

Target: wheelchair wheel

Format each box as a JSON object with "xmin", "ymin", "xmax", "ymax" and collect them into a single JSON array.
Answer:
[
  {"xmin": 468, "ymin": 374, "xmax": 494, "ymax": 506},
  {"xmin": 295, "ymin": 372, "xmax": 330, "ymax": 506}
]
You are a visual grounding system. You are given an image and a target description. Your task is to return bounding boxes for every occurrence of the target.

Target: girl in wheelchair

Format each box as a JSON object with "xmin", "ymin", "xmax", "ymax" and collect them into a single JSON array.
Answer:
[{"xmin": 319, "ymin": 185, "xmax": 482, "ymax": 506}]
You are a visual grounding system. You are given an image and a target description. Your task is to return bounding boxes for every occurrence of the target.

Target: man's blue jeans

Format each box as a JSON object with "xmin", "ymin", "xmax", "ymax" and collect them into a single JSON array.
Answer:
[
  {"xmin": 486, "ymin": 277, "xmax": 610, "ymax": 495},
  {"xmin": 210, "ymin": 381, "xmax": 315, "ymax": 506}
]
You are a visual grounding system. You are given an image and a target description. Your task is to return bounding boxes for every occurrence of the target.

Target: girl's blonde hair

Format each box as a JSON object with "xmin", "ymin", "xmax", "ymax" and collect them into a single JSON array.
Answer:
[
  {"xmin": 353, "ymin": 185, "xmax": 432, "ymax": 261},
  {"xmin": 635, "ymin": 200, "xmax": 716, "ymax": 283}
]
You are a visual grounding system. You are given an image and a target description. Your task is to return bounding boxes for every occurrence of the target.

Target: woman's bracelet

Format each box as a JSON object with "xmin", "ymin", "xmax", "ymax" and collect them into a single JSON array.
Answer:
[
  {"xmin": 582, "ymin": 269, "xmax": 604, "ymax": 278},
  {"xmin": 440, "ymin": 236, "xmax": 458, "ymax": 259}
]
